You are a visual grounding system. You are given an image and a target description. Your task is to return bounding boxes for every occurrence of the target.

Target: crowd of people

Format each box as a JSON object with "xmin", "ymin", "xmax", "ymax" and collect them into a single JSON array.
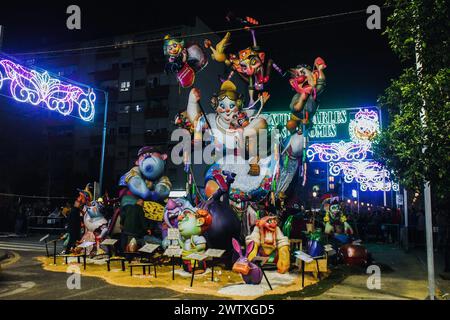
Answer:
[{"xmin": 0, "ymin": 198, "xmax": 73, "ymax": 235}]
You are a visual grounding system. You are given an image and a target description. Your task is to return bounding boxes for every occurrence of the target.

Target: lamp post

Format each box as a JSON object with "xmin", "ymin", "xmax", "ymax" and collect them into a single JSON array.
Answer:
[{"xmin": 98, "ymin": 90, "xmax": 109, "ymax": 195}]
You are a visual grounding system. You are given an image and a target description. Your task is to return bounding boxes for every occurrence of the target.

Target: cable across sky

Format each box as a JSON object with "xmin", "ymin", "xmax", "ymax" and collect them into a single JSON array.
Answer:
[{"xmin": 10, "ymin": 6, "xmax": 391, "ymax": 57}]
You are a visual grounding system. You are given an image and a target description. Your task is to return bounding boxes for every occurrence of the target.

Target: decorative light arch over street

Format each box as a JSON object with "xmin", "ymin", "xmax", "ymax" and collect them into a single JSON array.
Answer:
[{"xmin": 0, "ymin": 58, "xmax": 96, "ymax": 121}]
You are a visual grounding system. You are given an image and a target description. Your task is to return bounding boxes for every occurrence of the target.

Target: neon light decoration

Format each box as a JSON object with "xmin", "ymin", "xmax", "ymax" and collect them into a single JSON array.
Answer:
[
  {"xmin": 307, "ymin": 141, "xmax": 372, "ymax": 162},
  {"xmin": 329, "ymin": 161, "xmax": 399, "ymax": 192},
  {"xmin": 309, "ymin": 109, "xmax": 348, "ymax": 139},
  {"xmin": 307, "ymin": 107, "xmax": 398, "ymax": 192},
  {"xmin": 348, "ymin": 108, "xmax": 380, "ymax": 143},
  {"xmin": 0, "ymin": 59, "xmax": 95, "ymax": 121}
]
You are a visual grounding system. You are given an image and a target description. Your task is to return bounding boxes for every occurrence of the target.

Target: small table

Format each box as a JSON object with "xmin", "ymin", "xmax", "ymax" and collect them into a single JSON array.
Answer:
[
  {"xmin": 101, "ymin": 239, "xmax": 126, "ymax": 272},
  {"xmin": 295, "ymin": 250, "xmax": 324, "ymax": 288},
  {"xmin": 39, "ymin": 234, "xmax": 50, "ymax": 257},
  {"xmin": 185, "ymin": 253, "xmax": 208, "ymax": 287},
  {"xmin": 129, "ymin": 262, "xmax": 157, "ymax": 277},
  {"xmin": 75, "ymin": 242, "xmax": 95, "ymax": 270},
  {"xmin": 107, "ymin": 256, "xmax": 126, "ymax": 272},
  {"xmin": 253, "ymin": 256, "xmax": 273, "ymax": 291},
  {"xmin": 205, "ymin": 249, "xmax": 226, "ymax": 282},
  {"xmin": 164, "ymin": 247, "xmax": 183, "ymax": 280},
  {"xmin": 49, "ymin": 239, "xmax": 61, "ymax": 264}
]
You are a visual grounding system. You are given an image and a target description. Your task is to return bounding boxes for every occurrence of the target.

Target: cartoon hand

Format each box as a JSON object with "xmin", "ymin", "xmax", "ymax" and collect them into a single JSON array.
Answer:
[
  {"xmin": 260, "ymin": 92, "xmax": 270, "ymax": 105},
  {"xmin": 247, "ymin": 243, "xmax": 259, "ymax": 262},
  {"xmin": 189, "ymin": 88, "xmax": 201, "ymax": 103},
  {"xmin": 277, "ymin": 245, "xmax": 290, "ymax": 274}
]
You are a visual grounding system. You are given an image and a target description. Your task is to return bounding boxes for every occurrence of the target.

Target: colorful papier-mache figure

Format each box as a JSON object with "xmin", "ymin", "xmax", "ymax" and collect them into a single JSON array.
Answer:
[
  {"xmin": 119, "ymin": 146, "xmax": 172, "ymax": 207},
  {"xmin": 61, "ymin": 184, "xmax": 92, "ymax": 254},
  {"xmin": 162, "ymin": 198, "xmax": 193, "ymax": 249},
  {"xmin": 163, "ymin": 35, "xmax": 208, "ymax": 88},
  {"xmin": 205, "ymin": 15, "xmax": 275, "ymax": 107},
  {"xmin": 177, "ymin": 208, "xmax": 213, "ymax": 273},
  {"xmin": 118, "ymin": 146, "xmax": 172, "ymax": 249},
  {"xmin": 286, "ymin": 57, "xmax": 327, "ymax": 135},
  {"xmin": 185, "ymin": 80, "xmax": 272, "ymax": 203},
  {"xmin": 80, "ymin": 200, "xmax": 109, "ymax": 256},
  {"xmin": 321, "ymin": 196, "xmax": 353, "ymax": 235},
  {"xmin": 245, "ymin": 216, "xmax": 290, "ymax": 274}
]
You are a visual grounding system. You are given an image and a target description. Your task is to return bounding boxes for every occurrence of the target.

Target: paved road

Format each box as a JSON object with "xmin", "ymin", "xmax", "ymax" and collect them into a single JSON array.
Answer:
[
  {"xmin": 309, "ymin": 243, "xmax": 450, "ymax": 300},
  {"xmin": 1, "ymin": 237, "xmax": 448, "ymax": 300},
  {"xmin": 0, "ymin": 236, "xmax": 217, "ymax": 300}
]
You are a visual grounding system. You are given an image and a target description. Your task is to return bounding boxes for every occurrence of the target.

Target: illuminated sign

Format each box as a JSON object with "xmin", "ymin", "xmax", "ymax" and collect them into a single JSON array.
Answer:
[
  {"xmin": 0, "ymin": 57, "xmax": 96, "ymax": 121},
  {"xmin": 309, "ymin": 110, "xmax": 348, "ymax": 139}
]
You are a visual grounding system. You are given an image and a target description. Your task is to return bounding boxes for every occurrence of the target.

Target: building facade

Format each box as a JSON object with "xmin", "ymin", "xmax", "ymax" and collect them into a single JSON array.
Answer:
[{"xmin": 29, "ymin": 17, "xmax": 224, "ymax": 196}]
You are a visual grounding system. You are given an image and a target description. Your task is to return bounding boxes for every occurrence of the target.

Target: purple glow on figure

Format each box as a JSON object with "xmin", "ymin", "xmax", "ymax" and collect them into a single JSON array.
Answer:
[{"xmin": 0, "ymin": 59, "xmax": 95, "ymax": 121}]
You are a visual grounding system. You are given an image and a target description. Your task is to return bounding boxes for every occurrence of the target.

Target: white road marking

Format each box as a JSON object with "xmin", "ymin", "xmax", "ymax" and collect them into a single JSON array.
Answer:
[{"xmin": 0, "ymin": 281, "xmax": 36, "ymax": 298}]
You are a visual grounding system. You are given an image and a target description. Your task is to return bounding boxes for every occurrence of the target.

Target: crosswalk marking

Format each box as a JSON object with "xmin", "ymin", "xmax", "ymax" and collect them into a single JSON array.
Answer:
[{"xmin": 0, "ymin": 241, "xmax": 62, "ymax": 253}]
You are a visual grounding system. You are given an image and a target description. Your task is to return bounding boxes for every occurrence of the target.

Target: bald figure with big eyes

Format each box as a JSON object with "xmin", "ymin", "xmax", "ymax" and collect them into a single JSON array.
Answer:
[{"xmin": 186, "ymin": 80, "xmax": 269, "ymax": 175}]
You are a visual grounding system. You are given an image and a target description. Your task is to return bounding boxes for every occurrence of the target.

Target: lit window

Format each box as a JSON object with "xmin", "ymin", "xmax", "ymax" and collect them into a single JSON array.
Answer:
[
  {"xmin": 118, "ymin": 105, "xmax": 130, "ymax": 113},
  {"xmin": 135, "ymin": 105, "xmax": 144, "ymax": 112},
  {"xmin": 120, "ymin": 81, "xmax": 131, "ymax": 92}
]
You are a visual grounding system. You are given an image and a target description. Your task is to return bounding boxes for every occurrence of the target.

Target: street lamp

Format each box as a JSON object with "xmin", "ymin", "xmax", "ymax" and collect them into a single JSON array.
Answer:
[{"xmin": 98, "ymin": 89, "xmax": 109, "ymax": 196}]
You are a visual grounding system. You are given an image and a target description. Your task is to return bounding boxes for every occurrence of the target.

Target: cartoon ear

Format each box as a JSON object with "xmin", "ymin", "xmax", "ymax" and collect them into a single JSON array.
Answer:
[
  {"xmin": 232, "ymin": 238, "xmax": 243, "ymax": 257},
  {"xmin": 245, "ymin": 241, "xmax": 255, "ymax": 258},
  {"xmin": 161, "ymin": 154, "xmax": 168, "ymax": 161},
  {"xmin": 196, "ymin": 217, "xmax": 205, "ymax": 227}
]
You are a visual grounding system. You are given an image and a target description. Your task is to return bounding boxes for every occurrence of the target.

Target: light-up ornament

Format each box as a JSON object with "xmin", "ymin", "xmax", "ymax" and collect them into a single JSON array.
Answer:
[
  {"xmin": 329, "ymin": 161, "xmax": 398, "ymax": 192},
  {"xmin": 348, "ymin": 108, "xmax": 380, "ymax": 143},
  {"xmin": 0, "ymin": 59, "xmax": 95, "ymax": 121},
  {"xmin": 307, "ymin": 140, "xmax": 372, "ymax": 162}
]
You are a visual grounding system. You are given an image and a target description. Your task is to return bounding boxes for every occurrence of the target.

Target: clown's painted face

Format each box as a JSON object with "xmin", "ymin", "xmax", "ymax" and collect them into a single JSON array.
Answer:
[
  {"xmin": 216, "ymin": 96, "xmax": 240, "ymax": 125},
  {"xmin": 165, "ymin": 39, "xmax": 184, "ymax": 57},
  {"xmin": 237, "ymin": 48, "xmax": 264, "ymax": 76},
  {"xmin": 137, "ymin": 152, "xmax": 167, "ymax": 181}
]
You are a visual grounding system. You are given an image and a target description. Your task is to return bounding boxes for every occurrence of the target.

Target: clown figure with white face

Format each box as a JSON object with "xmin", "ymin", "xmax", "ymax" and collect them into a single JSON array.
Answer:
[{"xmin": 186, "ymin": 81, "xmax": 270, "ymax": 180}]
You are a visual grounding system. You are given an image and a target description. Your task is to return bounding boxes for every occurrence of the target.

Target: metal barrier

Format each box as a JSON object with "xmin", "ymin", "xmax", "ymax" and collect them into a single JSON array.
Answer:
[{"xmin": 27, "ymin": 216, "xmax": 66, "ymax": 233}]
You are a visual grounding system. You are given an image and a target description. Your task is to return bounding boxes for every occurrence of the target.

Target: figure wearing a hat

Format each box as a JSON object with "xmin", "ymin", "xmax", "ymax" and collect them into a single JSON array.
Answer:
[
  {"xmin": 62, "ymin": 184, "xmax": 93, "ymax": 253},
  {"xmin": 119, "ymin": 146, "xmax": 172, "ymax": 204},
  {"xmin": 286, "ymin": 57, "xmax": 327, "ymax": 134},
  {"xmin": 186, "ymin": 80, "xmax": 269, "ymax": 178}
]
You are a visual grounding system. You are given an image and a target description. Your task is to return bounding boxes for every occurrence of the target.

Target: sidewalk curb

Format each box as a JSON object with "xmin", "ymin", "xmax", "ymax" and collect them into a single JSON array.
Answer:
[{"xmin": 0, "ymin": 251, "xmax": 9, "ymax": 262}]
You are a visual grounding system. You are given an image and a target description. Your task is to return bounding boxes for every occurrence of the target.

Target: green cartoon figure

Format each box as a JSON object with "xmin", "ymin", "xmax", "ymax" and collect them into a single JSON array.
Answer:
[{"xmin": 177, "ymin": 208, "xmax": 213, "ymax": 273}]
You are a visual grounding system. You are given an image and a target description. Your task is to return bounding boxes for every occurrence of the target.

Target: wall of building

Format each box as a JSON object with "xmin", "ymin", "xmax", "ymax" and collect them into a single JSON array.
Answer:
[{"xmin": 34, "ymin": 17, "xmax": 225, "ymax": 196}]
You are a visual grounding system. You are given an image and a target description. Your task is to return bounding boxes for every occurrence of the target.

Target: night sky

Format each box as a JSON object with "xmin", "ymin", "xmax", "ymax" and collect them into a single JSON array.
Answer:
[
  {"xmin": 0, "ymin": 0, "xmax": 401, "ymax": 108},
  {"xmin": 0, "ymin": 0, "xmax": 403, "ymax": 196}
]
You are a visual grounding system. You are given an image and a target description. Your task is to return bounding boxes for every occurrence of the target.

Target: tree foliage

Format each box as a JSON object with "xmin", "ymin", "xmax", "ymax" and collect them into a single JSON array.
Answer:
[{"xmin": 373, "ymin": 0, "xmax": 450, "ymax": 205}]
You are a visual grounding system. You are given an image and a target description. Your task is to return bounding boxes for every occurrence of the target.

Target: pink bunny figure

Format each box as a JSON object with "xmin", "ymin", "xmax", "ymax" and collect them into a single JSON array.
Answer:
[{"xmin": 232, "ymin": 238, "xmax": 263, "ymax": 285}]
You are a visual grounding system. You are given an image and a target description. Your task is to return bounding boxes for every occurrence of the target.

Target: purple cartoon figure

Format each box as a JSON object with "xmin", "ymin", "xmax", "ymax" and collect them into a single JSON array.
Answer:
[{"xmin": 231, "ymin": 238, "xmax": 263, "ymax": 285}]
